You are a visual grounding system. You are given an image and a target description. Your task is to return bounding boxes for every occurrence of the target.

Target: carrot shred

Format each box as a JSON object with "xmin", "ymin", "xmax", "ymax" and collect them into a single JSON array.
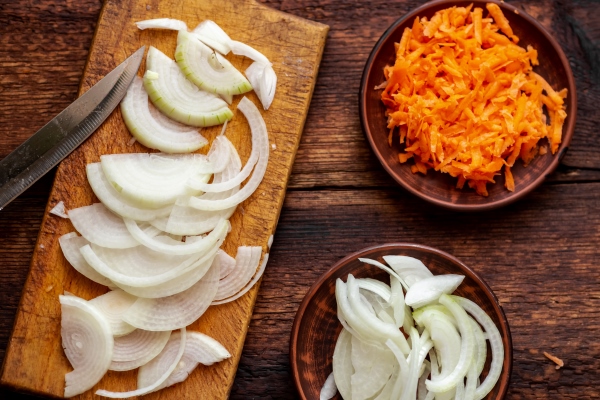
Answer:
[{"xmin": 380, "ymin": 3, "xmax": 568, "ymax": 196}]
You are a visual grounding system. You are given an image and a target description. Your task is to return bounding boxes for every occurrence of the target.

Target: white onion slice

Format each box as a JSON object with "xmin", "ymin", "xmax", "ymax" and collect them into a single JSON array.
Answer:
[
  {"xmin": 122, "ymin": 258, "xmax": 220, "ymax": 331},
  {"xmin": 109, "ymin": 329, "xmax": 171, "ymax": 371},
  {"xmin": 320, "ymin": 372, "xmax": 337, "ymax": 400},
  {"xmin": 50, "ymin": 201, "xmax": 69, "ymax": 218},
  {"xmin": 89, "ymin": 290, "xmax": 137, "ymax": 337},
  {"xmin": 245, "ymin": 62, "xmax": 277, "ymax": 110},
  {"xmin": 138, "ymin": 330, "xmax": 230, "ymax": 391},
  {"xmin": 59, "ymin": 233, "xmax": 113, "ymax": 286},
  {"xmin": 216, "ymin": 250, "xmax": 236, "ymax": 279},
  {"xmin": 100, "ymin": 153, "xmax": 207, "ymax": 208},
  {"xmin": 382, "ymin": 255, "xmax": 434, "ymax": 288},
  {"xmin": 175, "ymin": 30, "xmax": 251, "ymax": 96},
  {"xmin": 211, "ymin": 252, "xmax": 268, "ymax": 305},
  {"xmin": 230, "ymin": 40, "xmax": 271, "ymax": 65},
  {"xmin": 192, "ymin": 20, "xmax": 232, "ymax": 54},
  {"xmin": 144, "ymin": 47, "xmax": 233, "ymax": 127},
  {"xmin": 188, "ymin": 97, "xmax": 269, "ymax": 211},
  {"xmin": 121, "ymin": 77, "xmax": 208, "ymax": 153},
  {"xmin": 60, "ymin": 294, "xmax": 113, "ymax": 398},
  {"xmin": 332, "ymin": 328, "xmax": 353, "ymax": 400},
  {"xmin": 68, "ymin": 203, "xmax": 158, "ymax": 249},
  {"xmin": 96, "ymin": 328, "xmax": 186, "ymax": 398},
  {"xmin": 87, "ymin": 163, "xmax": 173, "ymax": 221},
  {"xmin": 214, "ymin": 246, "xmax": 261, "ymax": 300},
  {"xmin": 405, "ymin": 275, "xmax": 464, "ymax": 309},
  {"xmin": 136, "ymin": 18, "xmax": 188, "ymax": 31},
  {"xmin": 350, "ymin": 334, "xmax": 395, "ymax": 399}
]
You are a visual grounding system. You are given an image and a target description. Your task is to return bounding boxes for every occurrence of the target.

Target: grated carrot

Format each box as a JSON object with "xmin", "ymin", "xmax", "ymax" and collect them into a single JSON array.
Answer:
[{"xmin": 380, "ymin": 3, "xmax": 568, "ymax": 196}]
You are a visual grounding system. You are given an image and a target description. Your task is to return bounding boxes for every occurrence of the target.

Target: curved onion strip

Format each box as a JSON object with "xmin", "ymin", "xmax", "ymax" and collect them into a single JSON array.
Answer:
[
  {"xmin": 188, "ymin": 97, "xmax": 269, "ymax": 211},
  {"xmin": 124, "ymin": 218, "xmax": 229, "ymax": 256},
  {"xmin": 114, "ymin": 245, "xmax": 221, "ymax": 299},
  {"xmin": 213, "ymin": 246, "xmax": 261, "ymax": 300},
  {"xmin": 332, "ymin": 328, "xmax": 353, "ymax": 400},
  {"xmin": 206, "ymin": 133, "xmax": 233, "ymax": 174},
  {"xmin": 463, "ymin": 322, "xmax": 480, "ymax": 400},
  {"xmin": 417, "ymin": 360, "xmax": 431, "ymax": 400},
  {"xmin": 96, "ymin": 328, "xmax": 186, "ymax": 398},
  {"xmin": 59, "ymin": 233, "xmax": 113, "ymax": 286},
  {"xmin": 144, "ymin": 47, "xmax": 233, "ymax": 127},
  {"xmin": 425, "ymin": 294, "xmax": 475, "ymax": 393},
  {"xmin": 87, "ymin": 163, "xmax": 172, "ymax": 221},
  {"xmin": 390, "ymin": 277, "xmax": 405, "ymax": 328},
  {"xmin": 385, "ymin": 339, "xmax": 410, "ymax": 399},
  {"xmin": 453, "ymin": 296, "xmax": 504, "ymax": 400},
  {"xmin": 358, "ymin": 257, "xmax": 409, "ymax": 290},
  {"xmin": 69, "ymin": 203, "xmax": 158, "ymax": 249},
  {"xmin": 211, "ymin": 252, "xmax": 268, "ymax": 305},
  {"xmin": 245, "ymin": 62, "xmax": 277, "ymax": 110},
  {"xmin": 136, "ymin": 18, "xmax": 187, "ymax": 31},
  {"xmin": 215, "ymin": 250, "xmax": 236, "ymax": 279},
  {"xmin": 320, "ymin": 372, "xmax": 337, "ymax": 400},
  {"xmin": 121, "ymin": 77, "xmax": 208, "ymax": 153},
  {"xmin": 472, "ymin": 318, "xmax": 487, "ymax": 377},
  {"xmin": 60, "ymin": 295, "xmax": 113, "ymax": 398},
  {"xmin": 405, "ymin": 275, "xmax": 465, "ymax": 309},
  {"xmin": 401, "ymin": 327, "xmax": 424, "ymax": 400},
  {"xmin": 89, "ymin": 290, "xmax": 137, "ymax": 337},
  {"xmin": 50, "ymin": 201, "xmax": 69, "ymax": 218},
  {"xmin": 350, "ymin": 334, "xmax": 395, "ymax": 399},
  {"xmin": 382, "ymin": 255, "xmax": 434, "ymax": 288},
  {"xmin": 192, "ymin": 20, "xmax": 232, "ymax": 54},
  {"xmin": 100, "ymin": 153, "xmax": 207, "ymax": 208},
  {"xmin": 122, "ymin": 260, "xmax": 219, "ymax": 331},
  {"xmin": 175, "ymin": 30, "xmax": 251, "ymax": 96},
  {"xmin": 109, "ymin": 329, "xmax": 171, "ymax": 371},
  {"xmin": 230, "ymin": 40, "xmax": 271, "ymax": 65},
  {"xmin": 356, "ymin": 278, "xmax": 391, "ymax": 303},
  {"xmin": 138, "ymin": 331, "xmax": 230, "ymax": 391}
]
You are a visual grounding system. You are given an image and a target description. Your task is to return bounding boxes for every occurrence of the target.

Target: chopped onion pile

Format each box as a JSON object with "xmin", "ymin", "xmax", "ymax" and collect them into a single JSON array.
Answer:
[{"xmin": 326, "ymin": 256, "xmax": 504, "ymax": 400}]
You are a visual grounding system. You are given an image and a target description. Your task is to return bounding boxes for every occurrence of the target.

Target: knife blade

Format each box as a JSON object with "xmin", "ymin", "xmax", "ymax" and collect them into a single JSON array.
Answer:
[{"xmin": 0, "ymin": 46, "xmax": 145, "ymax": 210}]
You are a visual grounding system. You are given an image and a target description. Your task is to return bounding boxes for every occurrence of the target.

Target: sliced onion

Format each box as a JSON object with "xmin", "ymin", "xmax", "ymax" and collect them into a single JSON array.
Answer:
[
  {"xmin": 121, "ymin": 77, "xmax": 208, "ymax": 153},
  {"xmin": 100, "ymin": 153, "xmax": 208, "ymax": 208},
  {"xmin": 87, "ymin": 163, "xmax": 173, "ymax": 221},
  {"xmin": 50, "ymin": 201, "xmax": 69, "ymax": 218},
  {"xmin": 136, "ymin": 18, "xmax": 187, "ymax": 31},
  {"xmin": 211, "ymin": 252, "xmax": 268, "ymax": 305},
  {"xmin": 109, "ymin": 329, "xmax": 171, "ymax": 371},
  {"xmin": 320, "ymin": 372, "xmax": 337, "ymax": 400},
  {"xmin": 68, "ymin": 203, "xmax": 158, "ymax": 249},
  {"xmin": 60, "ymin": 294, "xmax": 113, "ymax": 398},
  {"xmin": 121, "ymin": 259, "xmax": 219, "ymax": 331},
  {"xmin": 215, "ymin": 250, "xmax": 236, "ymax": 279},
  {"xmin": 144, "ymin": 47, "xmax": 233, "ymax": 127},
  {"xmin": 138, "ymin": 330, "xmax": 230, "ymax": 391},
  {"xmin": 213, "ymin": 246, "xmax": 261, "ymax": 300},
  {"xmin": 358, "ymin": 257, "xmax": 408, "ymax": 290},
  {"xmin": 332, "ymin": 328, "xmax": 353, "ymax": 400},
  {"xmin": 188, "ymin": 97, "xmax": 269, "ymax": 211},
  {"xmin": 59, "ymin": 233, "xmax": 113, "ymax": 286},
  {"xmin": 89, "ymin": 290, "xmax": 137, "ymax": 337},
  {"xmin": 405, "ymin": 274, "xmax": 464, "ymax": 309},
  {"xmin": 192, "ymin": 20, "xmax": 232, "ymax": 54},
  {"xmin": 175, "ymin": 30, "xmax": 251, "ymax": 96},
  {"xmin": 96, "ymin": 328, "xmax": 186, "ymax": 398},
  {"xmin": 350, "ymin": 334, "xmax": 395, "ymax": 399},
  {"xmin": 230, "ymin": 40, "xmax": 271, "ymax": 65},
  {"xmin": 245, "ymin": 62, "xmax": 277, "ymax": 110},
  {"xmin": 382, "ymin": 255, "xmax": 434, "ymax": 288}
]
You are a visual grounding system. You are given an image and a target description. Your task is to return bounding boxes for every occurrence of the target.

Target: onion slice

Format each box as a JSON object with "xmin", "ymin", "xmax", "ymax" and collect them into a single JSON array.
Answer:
[
  {"xmin": 211, "ymin": 253, "xmax": 268, "ymax": 305},
  {"xmin": 50, "ymin": 201, "xmax": 69, "ymax": 218},
  {"xmin": 144, "ymin": 46, "xmax": 233, "ymax": 127},
  {"xmin": 213, "ymin": 246, "xmax": 261, "ymax": 300},
  {"xmin": 121, "ymin": 77, "xmax": 208, "ymax": 153},
  {"xmin": 192, "ymin": 20, "xmax": 232, "ymax": 54},
  {"xmin": 96, "ymin": 328, "xmax": 186, "ymax": 398},
  {"xmin": 60, "ymin": 294, "xmax": 113, "ymax": 398},
  {"xmin": 245, "ymin": 62, "xmax": 277, "ymax": 110},
  {"xmin": 320, "ymin": 372, "xmax": 337, "ymax": 400},
  {"xmin": 405, "ymin": 275, "xmax": 464, "ymax": 309},
  {"xmin": 109, "ymin": 329, "xmax": 171, "ymax": 371},
  {"xmin": 136, "ymin": 18, "xmax": 187, "ymax": 31},
  {"xmin": 382, "ymin": 255, "xmax": 434, "ymax": 288},
  {"xmin": 59, "ymin": 233, "xmax": 113, "ymax": 286},
  {"xmin": 89, "ymin": 290, "xmax": 137, "ymax": 337},
  {"xmin": 230, "ymin": 40, "xmax": 271, "ymax": 65}
]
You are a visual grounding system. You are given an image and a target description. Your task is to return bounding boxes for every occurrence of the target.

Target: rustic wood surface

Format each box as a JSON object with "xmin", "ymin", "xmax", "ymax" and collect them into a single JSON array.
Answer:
[{"xmin": 0, "ymin": 0, "xmax": 599, "ymax": 398}]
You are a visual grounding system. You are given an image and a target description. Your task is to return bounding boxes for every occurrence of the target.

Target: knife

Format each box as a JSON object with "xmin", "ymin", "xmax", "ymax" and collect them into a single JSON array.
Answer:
[{"xmin": 0, "ymin": 46, "xmax": 145, "ymax": 210}]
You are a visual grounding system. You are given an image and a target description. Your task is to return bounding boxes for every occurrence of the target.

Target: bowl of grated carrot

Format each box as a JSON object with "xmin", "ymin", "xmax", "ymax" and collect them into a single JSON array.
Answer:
[{"xmin": 359, "ymin": 0, "xmax": 576, "ymax": 211}]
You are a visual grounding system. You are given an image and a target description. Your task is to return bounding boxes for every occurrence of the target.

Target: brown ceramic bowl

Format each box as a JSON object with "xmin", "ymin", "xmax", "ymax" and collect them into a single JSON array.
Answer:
[
  {"xmin": 290, "ymin": 243, "xmax": 512, "ymax": 399},
  {"xmin": 359, "ymin": 0, "xmax": 577, "ymax": 211}
]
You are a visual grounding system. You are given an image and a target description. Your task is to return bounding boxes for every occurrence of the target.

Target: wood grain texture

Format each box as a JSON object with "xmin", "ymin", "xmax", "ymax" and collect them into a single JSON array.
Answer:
[
  {"xmin": 0, "ymin": 0, "xmax": 328, "ymax": 398},
  {"xmin": 1, "ymin": 0, "xmax": 600, "ymax": 399}
]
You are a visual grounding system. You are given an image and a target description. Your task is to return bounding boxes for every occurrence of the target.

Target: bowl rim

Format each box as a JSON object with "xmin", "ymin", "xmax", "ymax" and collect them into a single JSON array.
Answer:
[
  {"xmin": 358, "ymin": 0, "xmax": 577, "ymax": 211},
  {"xmin": 290, "ymin": 242, "xmax": 513, "ymax": 399}
]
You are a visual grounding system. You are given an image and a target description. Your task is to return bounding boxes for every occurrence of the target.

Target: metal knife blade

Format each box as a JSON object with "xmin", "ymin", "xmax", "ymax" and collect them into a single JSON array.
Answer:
[{"xmin": 0, "ymin": 46, "xmax": 145, "ymax": 210}]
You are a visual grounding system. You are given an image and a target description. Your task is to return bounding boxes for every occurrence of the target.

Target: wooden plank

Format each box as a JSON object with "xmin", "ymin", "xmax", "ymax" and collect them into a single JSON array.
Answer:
[{"xmin": 0, "ymin": 0, "xmax": 328, "ymax": 398}]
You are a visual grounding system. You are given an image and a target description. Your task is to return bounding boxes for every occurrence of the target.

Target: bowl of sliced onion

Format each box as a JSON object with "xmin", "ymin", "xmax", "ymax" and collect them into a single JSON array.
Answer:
[
  {"xmin": 290, "ymin": 243, "xmax": 512, "ymax": 399},
  {"xmin": 359, "ymin": 0, "xmax": 576, "ymax": 210}
]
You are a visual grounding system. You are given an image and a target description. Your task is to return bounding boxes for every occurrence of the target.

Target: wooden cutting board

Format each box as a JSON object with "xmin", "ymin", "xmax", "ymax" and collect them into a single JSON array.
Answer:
[{"xmin": 0, "ymin": 0, "xmax": 328, "ymax": 398}]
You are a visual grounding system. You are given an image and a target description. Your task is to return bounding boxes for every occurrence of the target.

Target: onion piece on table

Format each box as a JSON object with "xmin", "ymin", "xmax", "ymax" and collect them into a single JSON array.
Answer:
[
  {"xmin": 60, "ymin": 294, "xmax": 113, "ymax": 398},
  {"xmin": 109, "ymin": 329, "xmax": 171, "ymax": 371},
  {"xmin": 89, "ymin": 289, "xmax": 137, "ymax": 337},
  {"xmin": 175, "ymin": 30, "xmax": 252, "ymax": 96},
  {"xmin": 59, "ymin": 233, "xmax": 113, "ymax": 287},
  {"xmin": 138, "ymin": 330, "xmax": 231, "ymax": 392},
  {"xmin": 192, "ymin": 20, "xmax": 232, "ymax": 54},
  {"xmin": 121, "ymin": 77, "xmax": 208, "ymax": 153},
  {"xmin": 50, "ymin": 201, "xmax": 69, "ymax": 218},
  {"xmin": 245, "ymin": 61, "xmax": 277, "ymax": 110},
  {"xmin": 212, "ymin": 252, "xmax": 268, "ymax": 305},
  {"xmin": 136, "ymin": 18, "xmax": 187, "ymax": 31},
  {"xmin": 144, "ymin": 46, "xmax": 233, "ymax": 127},
  {"xmin": 404, "ymin": 274, "xmax": 465, "ymax": 309},
  {"xmin": 213, "ymin": 246, "xmax": 261, "ymax": 301}
]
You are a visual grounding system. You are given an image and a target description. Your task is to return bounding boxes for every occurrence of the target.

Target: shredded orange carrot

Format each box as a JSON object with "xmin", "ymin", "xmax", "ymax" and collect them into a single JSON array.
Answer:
[{"xmin": 380, "ymin": 3, "xmax": 568, "ymax": 196}]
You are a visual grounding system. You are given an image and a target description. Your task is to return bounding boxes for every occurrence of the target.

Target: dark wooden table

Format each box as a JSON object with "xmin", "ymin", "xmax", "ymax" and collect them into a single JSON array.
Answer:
[{"xmin": 1, "ymin": 0, "xmax": 599, "ymax": 398}]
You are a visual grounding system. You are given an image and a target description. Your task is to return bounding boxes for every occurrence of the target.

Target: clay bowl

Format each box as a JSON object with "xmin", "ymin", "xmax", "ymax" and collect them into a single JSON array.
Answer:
[
  {"xmin": 359, "ymin": 0, "xmax": 576, "ymax": 211},
  {"xmin": 290, "ymin": 243, "xmax": 512, "ymax": 399}
]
